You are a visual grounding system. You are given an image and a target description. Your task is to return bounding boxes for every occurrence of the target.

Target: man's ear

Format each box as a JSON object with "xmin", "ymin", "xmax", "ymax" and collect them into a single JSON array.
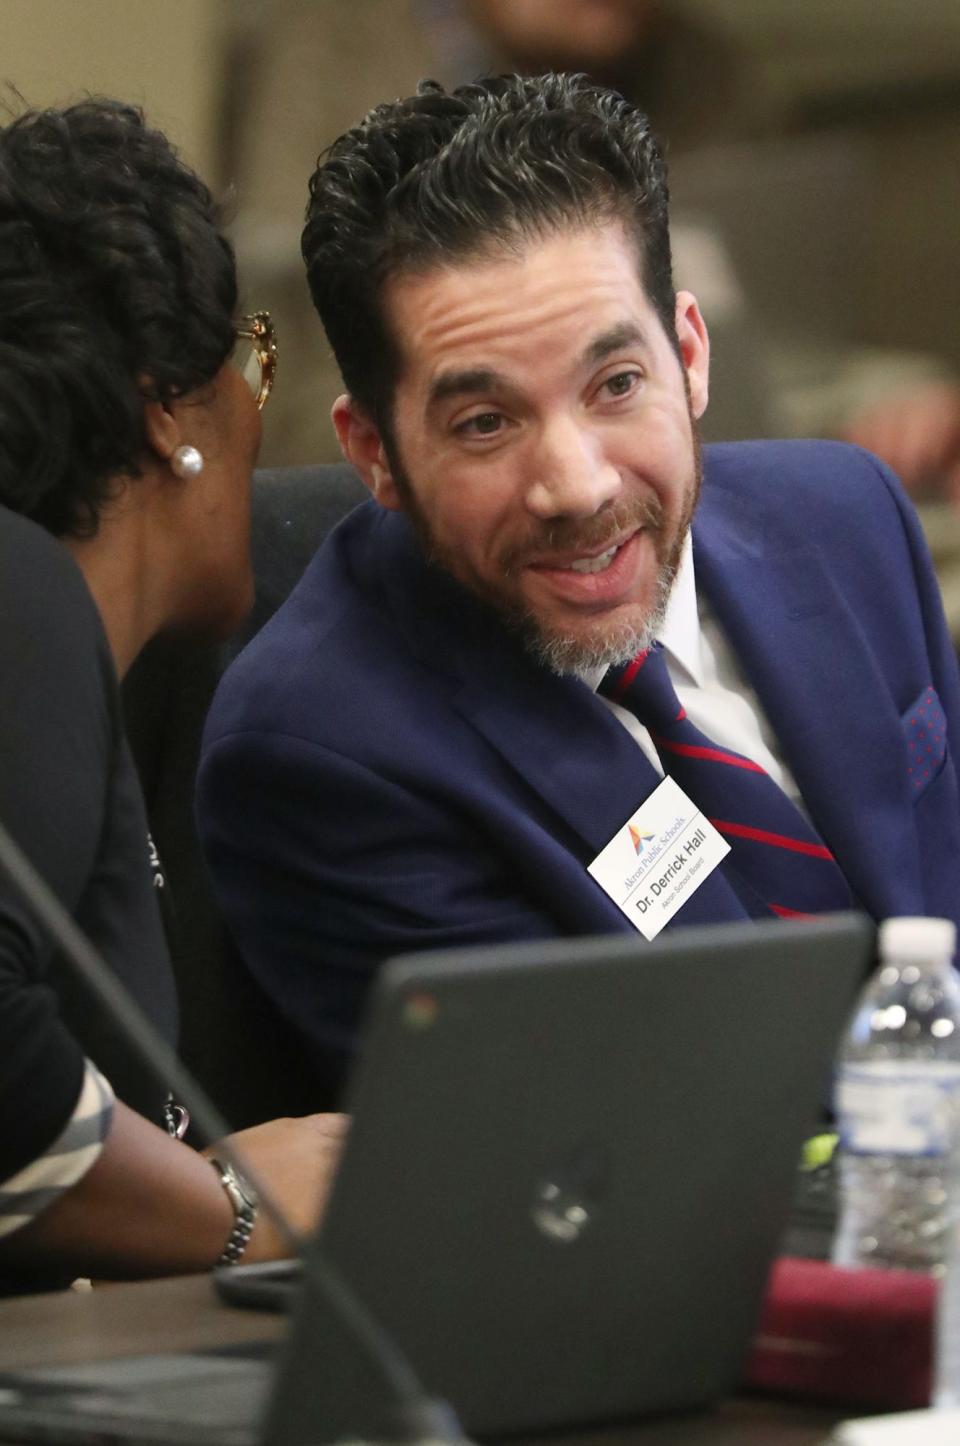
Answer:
[
  {"xmin": 674, "ymin": 290, "xmax": 710, "ymax": 420},
  {"xmin": 332, "ymin": 394, "xmax": 403, "ymax": 511},
  {"xmin": 142, "ymin": 398, "xmax": 182, "ymax": 465}
]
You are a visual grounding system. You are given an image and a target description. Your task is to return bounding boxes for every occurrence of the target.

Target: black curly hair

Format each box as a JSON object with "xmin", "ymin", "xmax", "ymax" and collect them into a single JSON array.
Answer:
[
  {"xmin": 302, "ymin": 72, "xmax": 676, "ymax": 442},
  {"xmin": 0, "ymin": 98, "xmax": 238, "ymax": 537}
]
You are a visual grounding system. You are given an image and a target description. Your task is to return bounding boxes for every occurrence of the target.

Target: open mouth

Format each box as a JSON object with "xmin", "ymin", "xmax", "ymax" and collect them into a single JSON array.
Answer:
[
  {"xmin": 566, "ymin": 544, "xmax": 619, "ymax": 574},
  {"xmin": 523, "ymin": 529, "xmax": 648, "ymax": 606}
]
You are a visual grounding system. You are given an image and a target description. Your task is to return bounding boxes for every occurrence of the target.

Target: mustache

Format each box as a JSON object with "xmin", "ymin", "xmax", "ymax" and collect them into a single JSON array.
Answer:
[{"xmin": 501, "ymin": 495, "xmax": 664, "ymax": 575}]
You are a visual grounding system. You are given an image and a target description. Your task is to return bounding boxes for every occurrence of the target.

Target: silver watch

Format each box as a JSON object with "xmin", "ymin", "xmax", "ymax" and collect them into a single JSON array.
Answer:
[{"xmin": 209, "ymin": 1157, "xmax": 258, "ymax": 1266}]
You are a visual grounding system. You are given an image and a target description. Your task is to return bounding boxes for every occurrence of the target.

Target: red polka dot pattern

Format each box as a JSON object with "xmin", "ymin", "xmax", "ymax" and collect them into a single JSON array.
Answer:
[{"xmin": 904, "ymin": 686, "xmax": 947, "ymax": 797}]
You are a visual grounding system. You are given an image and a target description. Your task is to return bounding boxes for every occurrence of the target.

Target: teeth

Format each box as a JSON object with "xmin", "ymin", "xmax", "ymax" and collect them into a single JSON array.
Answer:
[{"xmin": 568, "ymin": 546, "xmax": 617, "ymax": 574}]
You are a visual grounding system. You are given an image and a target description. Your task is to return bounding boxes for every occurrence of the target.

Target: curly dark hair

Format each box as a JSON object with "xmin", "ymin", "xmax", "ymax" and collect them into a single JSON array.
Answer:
[
  {"xmin": 0, "ymin": 98, "xmax": 238, "ymax": 536},
  {"xmin": 302, "ymin": 72, "xmax": 676, "ymax": 441}
]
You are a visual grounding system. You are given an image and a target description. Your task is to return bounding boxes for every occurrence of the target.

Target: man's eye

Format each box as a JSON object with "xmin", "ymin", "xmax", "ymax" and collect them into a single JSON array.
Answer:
[
  {"xmin": 602, "ymin": 371, "xmax": 640, "ymax": 398},
  {"xmin": 459, "ymin": 411, "xmax": 503, "ymax": 437}
]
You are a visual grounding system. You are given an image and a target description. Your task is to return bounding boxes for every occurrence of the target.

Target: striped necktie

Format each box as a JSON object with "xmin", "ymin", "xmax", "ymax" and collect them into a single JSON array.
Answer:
[{"xmin": 600, "ymin": 645, "xmax": 852, "ymax": 919}]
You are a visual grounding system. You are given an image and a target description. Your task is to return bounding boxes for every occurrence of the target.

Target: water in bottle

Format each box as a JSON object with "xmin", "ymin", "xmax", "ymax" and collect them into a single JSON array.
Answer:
[{"xmin": 832, "ymin": 916, "xmax": 960, "ymax": 1274}]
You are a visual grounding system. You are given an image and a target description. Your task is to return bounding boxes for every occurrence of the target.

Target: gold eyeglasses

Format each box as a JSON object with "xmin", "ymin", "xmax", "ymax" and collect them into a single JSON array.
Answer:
[{"xmin": 234, "ymin": 310, "xmax": 278, "ymax": 410}]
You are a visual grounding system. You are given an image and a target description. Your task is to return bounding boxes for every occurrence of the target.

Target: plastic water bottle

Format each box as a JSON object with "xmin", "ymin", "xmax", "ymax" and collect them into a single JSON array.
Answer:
[{"xmin": 832, "ymin": 916, "xmax": 960, "ymax": 1274}]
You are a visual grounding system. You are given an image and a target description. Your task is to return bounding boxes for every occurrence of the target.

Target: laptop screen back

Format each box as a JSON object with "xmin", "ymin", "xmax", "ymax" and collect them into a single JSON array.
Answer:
[{"xmin": 265, "ymin": 913, "xmax": 871, "ymax": 1443}]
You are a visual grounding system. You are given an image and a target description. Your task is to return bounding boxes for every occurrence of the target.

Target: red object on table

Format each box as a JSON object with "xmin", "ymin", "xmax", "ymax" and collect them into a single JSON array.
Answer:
[{"xmin": 745, "ymin": 1256, "xmax": 937, "ymax": 1410}]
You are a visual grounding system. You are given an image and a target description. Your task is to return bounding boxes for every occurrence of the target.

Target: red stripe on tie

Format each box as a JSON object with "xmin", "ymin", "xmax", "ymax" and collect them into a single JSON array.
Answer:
[
  {"xmin": 769, "ymin": 904, "xmax": 818, "ymax": 920},
  {"xmin": 654, "ymin": 737, "xmax": 766, "ymax": 772},
  {"xmin": 710, "ymin": 819, "xmax": 836, "ymax": 859},
  {"xmin": 608, "ymin": 649, "xmax": 649, "ymax": 703}
]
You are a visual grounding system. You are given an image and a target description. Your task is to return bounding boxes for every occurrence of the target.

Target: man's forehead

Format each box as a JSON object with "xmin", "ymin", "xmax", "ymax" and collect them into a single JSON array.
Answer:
[{"xmin": 382, "ymin": 222, "xmax": 662, "ymax": 389}]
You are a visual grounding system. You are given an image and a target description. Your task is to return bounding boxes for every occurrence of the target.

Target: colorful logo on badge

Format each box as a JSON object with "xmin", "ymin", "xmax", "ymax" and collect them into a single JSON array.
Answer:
[{"xmin": 628, "ymin": 823, "xmax": 655, "ymax": 854}]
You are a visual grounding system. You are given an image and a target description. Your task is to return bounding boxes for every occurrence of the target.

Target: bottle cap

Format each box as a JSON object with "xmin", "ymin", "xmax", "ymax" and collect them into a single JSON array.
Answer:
[{"xmin": 878, "ymin": 915, "xmax": 956, "ymax": 962}]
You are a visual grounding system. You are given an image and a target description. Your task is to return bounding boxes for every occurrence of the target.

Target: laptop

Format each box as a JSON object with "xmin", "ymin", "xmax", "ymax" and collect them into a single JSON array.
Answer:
[{"xmin": 0, "ymin": 914, "xmax": 872, "ymax": 1446}]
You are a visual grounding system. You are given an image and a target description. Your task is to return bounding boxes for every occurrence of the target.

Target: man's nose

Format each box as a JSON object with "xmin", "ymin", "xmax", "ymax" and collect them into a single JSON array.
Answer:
[{"xmin": 523, "ymin": 418, "xmax": 621, "ymax": 520}]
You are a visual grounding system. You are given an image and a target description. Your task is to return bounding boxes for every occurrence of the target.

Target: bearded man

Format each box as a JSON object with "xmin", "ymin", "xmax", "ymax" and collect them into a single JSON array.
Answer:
[{"xmin": 198, "ymin": 75, "xmax": 960, "ymax": 1086}]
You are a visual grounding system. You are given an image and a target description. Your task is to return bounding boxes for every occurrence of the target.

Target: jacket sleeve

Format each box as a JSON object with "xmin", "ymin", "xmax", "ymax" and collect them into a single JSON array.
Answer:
[
  {"xmin": 197, "ymin": 725, "xmax": 563, "ymax": 1072},
  {"xmin": 0, "ymin": 516, "xmax": 113, "ymax": 1178}
]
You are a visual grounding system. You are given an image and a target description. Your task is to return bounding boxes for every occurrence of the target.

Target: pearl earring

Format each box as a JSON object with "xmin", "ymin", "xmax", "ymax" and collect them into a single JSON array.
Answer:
[{"xmin": 170, "ymin": 444, "xmax": 204, "ymax": 479}]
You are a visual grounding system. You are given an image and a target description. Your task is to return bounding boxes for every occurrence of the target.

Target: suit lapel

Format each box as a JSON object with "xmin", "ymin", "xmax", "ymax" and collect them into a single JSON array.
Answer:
[
  {"xmin": 693, "ymin": 467, "xmax": 922, "ymax": 918},
  {"xmin": 451, "ymin": 646, "xmax": 757, "ymax": 926},
  {"xmin": 375, "ymin": 510, "xmax": 756, "ymax": 928}
]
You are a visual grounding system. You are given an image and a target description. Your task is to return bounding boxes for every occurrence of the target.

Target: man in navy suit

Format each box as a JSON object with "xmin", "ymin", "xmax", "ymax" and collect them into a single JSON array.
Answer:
[{"xmin": 198, "ymin": 75, "xmax": 960, "ymax": 1083}]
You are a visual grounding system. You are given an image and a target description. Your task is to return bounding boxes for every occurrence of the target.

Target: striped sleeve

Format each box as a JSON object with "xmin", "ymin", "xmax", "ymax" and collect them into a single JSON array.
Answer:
[{"xmin": 0, "ymin": 1059, "xmax": 114, "ymax": 1238}]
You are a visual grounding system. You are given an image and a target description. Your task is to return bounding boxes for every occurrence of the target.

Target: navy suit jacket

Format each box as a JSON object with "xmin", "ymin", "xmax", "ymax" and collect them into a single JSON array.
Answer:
[{"xmin": 198, "ymin": 441, "xmax": 960, "ymax": 1072}]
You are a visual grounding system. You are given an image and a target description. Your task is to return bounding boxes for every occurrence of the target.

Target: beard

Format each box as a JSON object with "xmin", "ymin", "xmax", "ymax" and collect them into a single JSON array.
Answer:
[
  {"xmin": 390, "ymin": 416, "xmax": 703, "ymax": 677},
  {"xmin": 493, "ymin": 488, "xmax": 684, "ymax": 676}
]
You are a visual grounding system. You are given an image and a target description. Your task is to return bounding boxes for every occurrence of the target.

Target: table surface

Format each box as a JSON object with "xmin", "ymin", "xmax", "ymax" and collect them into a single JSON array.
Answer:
[{"xmin": 0, "ymin": 1273, "xmax": 850, "ymax": 1446}]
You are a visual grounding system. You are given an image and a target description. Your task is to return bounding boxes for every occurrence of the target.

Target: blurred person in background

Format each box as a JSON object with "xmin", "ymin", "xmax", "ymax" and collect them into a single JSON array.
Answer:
[
  {"xmin": 457, "ymin": 0, "xmax": 752, "ymax": 147},
  {"xmin": 0, "ymin": 98, "xmax": 342, "ymax": 1294},
  {"xmin": 840, "ymin": 382, "xmax": 960, "ymax": 509}
]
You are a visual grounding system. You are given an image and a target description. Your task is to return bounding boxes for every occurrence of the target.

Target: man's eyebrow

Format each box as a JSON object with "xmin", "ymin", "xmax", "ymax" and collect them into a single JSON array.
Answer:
[
  {"xmin": 428, "ymin": 367, "xmax": 508, "ymax": 408},
  {"xmin": 583, "ymin": 323, "xmax": 647, "ymax": 366},
  {"xmin": 426, "ymin": 324, "xmax": 647, "ymax": 409}
]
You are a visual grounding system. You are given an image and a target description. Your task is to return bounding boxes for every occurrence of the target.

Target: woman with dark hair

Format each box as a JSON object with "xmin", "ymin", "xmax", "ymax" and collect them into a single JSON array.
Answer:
[{"xmin": 0, "ymin": 98, "xmax": 340, "ymax": 1289}]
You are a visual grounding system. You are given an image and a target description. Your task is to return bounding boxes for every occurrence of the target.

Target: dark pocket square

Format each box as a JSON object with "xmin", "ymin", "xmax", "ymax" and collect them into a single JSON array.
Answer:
[{"xmin": 902, "ymin": 685, "xmax": 947, "ymax": 798}]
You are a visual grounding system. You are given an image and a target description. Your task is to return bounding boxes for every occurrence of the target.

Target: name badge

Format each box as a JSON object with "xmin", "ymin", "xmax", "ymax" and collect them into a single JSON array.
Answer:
[{"xmin": 588, "ymin": 776, "xmax": 730, "ymax": 940}]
